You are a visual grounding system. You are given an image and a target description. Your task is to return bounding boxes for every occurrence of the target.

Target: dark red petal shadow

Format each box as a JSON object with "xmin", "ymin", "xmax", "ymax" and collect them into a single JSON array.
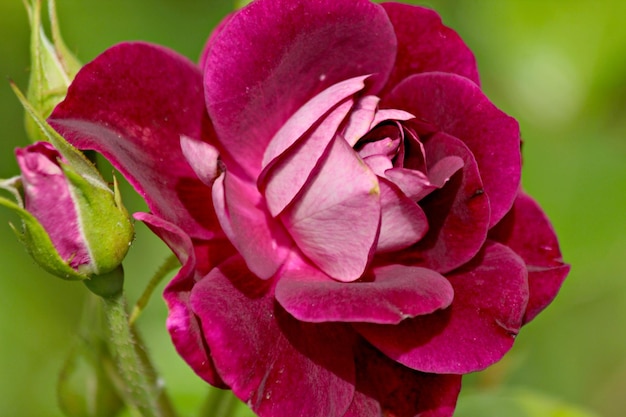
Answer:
[
  {"xmin": 344, "ymin": 341, "xmax": 461, "ymax": 417},
  {"xmin": 489, "ymin": 192, "xmax": 570, "ymax": 324}
]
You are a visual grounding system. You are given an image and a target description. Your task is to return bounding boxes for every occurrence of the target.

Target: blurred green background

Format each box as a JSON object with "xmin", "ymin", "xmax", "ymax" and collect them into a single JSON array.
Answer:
[{"xmin": 0, "ymin": 0, "xmax": 624, "ymax": 416}]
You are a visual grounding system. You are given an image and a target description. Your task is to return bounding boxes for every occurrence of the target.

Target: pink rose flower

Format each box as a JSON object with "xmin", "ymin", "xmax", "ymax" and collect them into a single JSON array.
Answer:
[{"xmin": 48, "ymin": 0, "xmax": 569, "ymax": 415}]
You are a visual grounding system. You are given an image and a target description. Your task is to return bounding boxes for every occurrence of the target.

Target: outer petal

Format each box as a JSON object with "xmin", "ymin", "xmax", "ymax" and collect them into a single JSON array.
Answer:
[
  {"xmin": 135, "ymin": 213, "xmax": 233, "ymax": 387},
  {"xmin": 489, "ymin": 192, "xmax": 569, "ymax": 324},
  {"xmin": 394, "ymin": 132, "xmax": 489, "ymax": 274},
  {"xmin": 280, "ymin": 136, "xmax": 380, "ymax": 282},
  {"xmin": 275, "ymin": 261, "xmax": 453, "ymax": 324},
  {"xmin": 190, "ymin": 256, "xmax": 356, "ymax": 417},
  {"xmin": 384, "ymin": 72, "xmax": 521, "ymax": 228},
  {"xmin": 49, "ymin": 42, "xmax": 220, "ymax": 240},
  {"xmin": 204, "ymin": 0, "xmax": 397, "ymax": 176},
  {"xmin": 356, "ymin": 242, "xmax": 529, "ymax": 374},
  {"xmin": 344, "ymin": 341, "xmax": 461, "ymax": 417},
  {"xmin": 380, "ymin": 2, "xmax": 480, "ymax": 97}
]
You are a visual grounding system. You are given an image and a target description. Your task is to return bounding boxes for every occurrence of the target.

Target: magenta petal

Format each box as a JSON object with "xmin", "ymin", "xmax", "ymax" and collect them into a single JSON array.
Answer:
[
  {"xmin": 204, "ymin": 0, "xmax": 396, "ymax": 175},
  {"xmin": 49, "ymin": 42, "xmax": 220, "ymax": 240},
  {"xmin": 135, "ymin": 213, "xmax": 227, "ymax": 387},
  {"xmin": 190, "ymin": 256, "xmax": 356, "ymax": 417},
  {"xmin": 213, "ymin": 172, "xmax": 292, "ymax": 279},
  {"xmin": 406, "ymin": 132, "xmax": 490, "ymax": 274},
  {"xmin": 275, "ymin": 261, "xmax": 453, "ymax": 324},
  {"xmin": 384, "ymin": 73, "xmax": 521, "ymax": 227},
  {"xmin": 261, "ymin": 96, "xmax": 355, "ymax": 217},
  {"xmin": 377, "ymin": 178, "xmax": 428, "ymax": 252},
  {"xmin": 280, "ymin": 136, "xmax": 380, "ymax": 282},
  {"xmin": 356, "ymin": 242, "xmax": 529, "ymax": 374},
  {"xmin": 344, "ymin": 342, "xmax": 461, "ymax": 417},
  {"xmin": 380, "ymin": 2, "xmax": 480, "ymax": 96},
  {"xmin": 489, "ymin": 192, "xmax": 569, "ymax": 324}
]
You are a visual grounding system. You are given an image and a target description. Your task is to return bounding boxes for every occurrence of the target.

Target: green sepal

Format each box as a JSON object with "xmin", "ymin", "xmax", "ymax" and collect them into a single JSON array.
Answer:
[
  {"xmin": 23, "ymin": 0, "xmax": 81, "ymax": 142},
  {"xmin": 11, "ymin": 81, "xmax": 110, "ymax": 192},
  {"xmin": 84, "ymin": 266, "xmax": 125, "ymax": 299},
  {"xmin": 234, "ymin": 0, "xmax": 254, "ymax": 9},
  {"xmin": 61, "ymin": 163, "xmax": 134, "ymax": 275},
  {"xmin": 0, "ymin": 193, "xmax": 87, "ymax": 280}
]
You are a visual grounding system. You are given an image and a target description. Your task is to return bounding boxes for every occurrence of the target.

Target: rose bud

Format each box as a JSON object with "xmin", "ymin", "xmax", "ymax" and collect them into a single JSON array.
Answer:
[
  {"xmin": 0, "ymin": 141, "xmax": 133, "ymax": 281},
  {"xmin": 24, "ymin": 0, "xmax": 81, "ymax": 142}
]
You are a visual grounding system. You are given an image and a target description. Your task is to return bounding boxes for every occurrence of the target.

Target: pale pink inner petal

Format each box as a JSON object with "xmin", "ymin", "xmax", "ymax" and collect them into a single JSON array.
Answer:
[
  {"xmin": 385, "ymin": 154, "xmax": 463, "ymax": 202},
  {"xmin": 376, "ymin": 179, "xmax": 428, "ymax": 252},
  {"xmin": 280, "ymin": 136, "xmax": 380, "ymax": 282},
  {"xmin": 358, "ymin": 137, "xmax": 400, "ymax": 160},
  {"xmin": 362, "ymin": 155, "xmax": 394, "ymax": 177},
  {"xmin": 342, "ymin": 95, "xmax": 380, "ymax": 146},
  {"xmin": 384, "ymin": 168, "xmax": 432, "ymax": 201},
  {"xmin": 213, "ymin": 172, "xmax": 292, "ymax": 279},
  {"xmin": 180, "ymin": 135, "xmax": 221, "ymax": 187},
  {"xmin": 262, "ymin": 75, "xmax": 369, "ymax": 168},
  {"xmin": 261, "ymin": 99, "xmax": 354, "ymax": 217},
  {"xmin": 427, "ymin": 155, "xmax": 465, "ymax": 188},
  {"xmin": 370, "ymin": 108, "xmax": 415, "ymax": 127}
]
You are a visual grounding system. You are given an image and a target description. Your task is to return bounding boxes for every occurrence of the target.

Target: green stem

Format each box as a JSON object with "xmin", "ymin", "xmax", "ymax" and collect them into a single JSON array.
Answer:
[
  {"xmin": 102, "ymin": 292, "xmax": 173, "ymax": 417},
  {"xmin": 199, "ymin": 387, "xmax": 241, "ymax": 417},
  {"xmin": 129, "ymin": 254, "xmax": 179, "ymax": 326}
]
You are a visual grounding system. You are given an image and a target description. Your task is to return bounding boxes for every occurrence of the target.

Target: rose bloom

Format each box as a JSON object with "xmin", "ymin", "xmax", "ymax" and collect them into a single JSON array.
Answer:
[{"xmin": 48, "ymin": 0, "xmax": 569, "ymax": 415}]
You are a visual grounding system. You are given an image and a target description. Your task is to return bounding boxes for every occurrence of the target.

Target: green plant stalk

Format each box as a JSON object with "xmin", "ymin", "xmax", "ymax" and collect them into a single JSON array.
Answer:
[
  {"xmin": 129, "ymin": 254, "xmax": 179, "ymax": 326},
  {"xmin": 102, "ymin": 292, "xmax": 175, "ymax": 417},
  {"xmin": 199, "ymin": 386, "xmax": 241, "ymax": 417}
]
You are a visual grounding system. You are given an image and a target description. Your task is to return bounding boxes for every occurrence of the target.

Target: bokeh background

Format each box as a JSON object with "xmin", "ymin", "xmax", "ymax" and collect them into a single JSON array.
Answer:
[{"xmin": 0, "ymin": 0, "xmax": 624, "ymax": 416}]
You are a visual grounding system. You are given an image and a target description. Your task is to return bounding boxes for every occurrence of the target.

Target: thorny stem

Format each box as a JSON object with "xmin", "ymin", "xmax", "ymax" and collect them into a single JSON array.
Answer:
[{"xmin": 102, "ymin": 290, "xmax": 177, "ymax": 417}]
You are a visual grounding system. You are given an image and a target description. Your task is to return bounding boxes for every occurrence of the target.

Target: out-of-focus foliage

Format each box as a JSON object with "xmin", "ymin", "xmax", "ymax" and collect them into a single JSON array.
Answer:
[{"xmin": 0, "ymin": 0, "xmax": 624, "ymax": 416}]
